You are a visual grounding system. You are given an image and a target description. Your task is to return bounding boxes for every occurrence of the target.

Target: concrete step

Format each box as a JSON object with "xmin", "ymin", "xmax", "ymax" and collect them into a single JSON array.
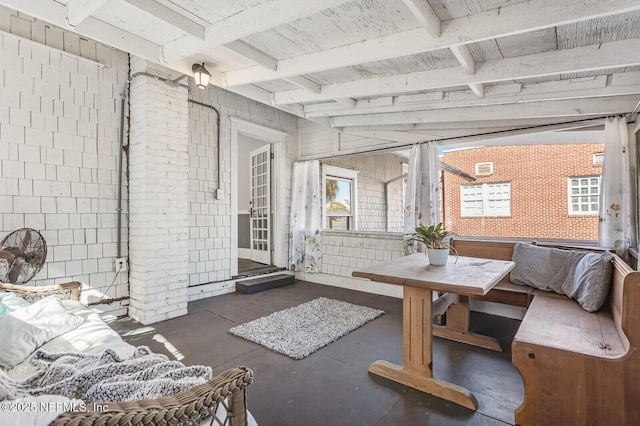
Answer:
[{"xmin": 235, "ymin": 273, "xmax": 295, "ymax": 294}]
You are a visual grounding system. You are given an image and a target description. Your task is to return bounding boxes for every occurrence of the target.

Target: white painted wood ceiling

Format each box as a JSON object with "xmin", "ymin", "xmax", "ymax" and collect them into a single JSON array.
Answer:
[{"xmin": 3, "ymin": 0, "xmax": 640, "ymax": 144}]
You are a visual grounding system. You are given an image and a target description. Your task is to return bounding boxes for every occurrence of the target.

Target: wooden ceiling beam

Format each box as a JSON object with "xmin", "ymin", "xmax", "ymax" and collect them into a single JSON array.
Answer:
[
  {"xmin": 1, "ymin": 0, "xmax": 162, "ymax": 61},
  {"xmin": 122, "ymin": 0, "xmax": 205, "ymax": 39},
  {"xmin": 304, "ymin": 76, "xmax": 640, "ymax": 117},
  {"xmin": 400, "ymin": 1, "xmax": 484, "ymax": 100},
  {"xmin": 158, "ymin": 60, "xmax": 306, "ymax": 118},
  {"xmin": 339, "ymin": 116, "xmax": 607, "ymax": 132},
  {"xmin": 449, "ymin": 45, "xmax": 476, "ymax": 74},
  {"xmin": 222, "ymin": 0, "xmax": 640, "ymax": 87},
  {"xmin": 161, "ymin": 0, "xmax": 352, "ymax": 62},
  {"xmin": 448, "ymin": 45, "xmax": 484, "ymax": 97},
  {"xmin": 65, "ymin": 0, "xmax": 108, "ymax": 26},
  {"xmin": 341, "ymin": 130, "xmax": 435, "ymax": 144},
  {"xmin": 222, "ymin": 41, "xmax": 323, "ymax": 94},
  {"xmin": 329, "ymin": 97, "xmax": 638, "ymax": 127},
  {"xmin": 227, "ymin": 84, "xmax": 305, "ymax": 118},
  {"xmin": 401, "ymin": 0, "xmax": 440, "ymax": 38},
  {"xmin": 274, "ymin": 38, "xmax": 640, "ymax": 104},
  {"xmin": 283, "ymin": 76, "xmax": 322, "ymax": 94},
  {"xmin": 223, "ymin": 41, "xmax": 278, "ymax": 71}
]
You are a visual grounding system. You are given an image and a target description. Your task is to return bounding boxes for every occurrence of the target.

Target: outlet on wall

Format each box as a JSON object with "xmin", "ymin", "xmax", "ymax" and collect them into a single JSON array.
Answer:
[{"xmin": 114, "ymin": 257, "xmax": 128, "ymax": 272}]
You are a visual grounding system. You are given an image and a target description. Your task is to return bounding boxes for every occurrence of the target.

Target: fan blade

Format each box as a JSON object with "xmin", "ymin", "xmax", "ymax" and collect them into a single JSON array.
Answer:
[
  {"xmin": 0, "ymin": 247, "xmax": 22, "ymax": 260},
  {"xmin": 7, "ymin": 257, "xmax": 25, "ymax": 284},
  {"xmin": 0, "ymin": 248, "xmax": 15, "ymax": 260},
  {"xmin": 20, "ymin": 229, "xmax": 32, "ymax": 251}
]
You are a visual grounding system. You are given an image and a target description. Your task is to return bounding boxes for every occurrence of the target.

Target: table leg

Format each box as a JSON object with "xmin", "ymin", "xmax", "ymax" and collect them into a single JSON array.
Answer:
[
  {"xmin": 369, "ymin": 286, "xmax": 478, "ymax": 411},
  {"xmin": 432, "ymin": 295, "xmax": 503, "ymax": 352}
]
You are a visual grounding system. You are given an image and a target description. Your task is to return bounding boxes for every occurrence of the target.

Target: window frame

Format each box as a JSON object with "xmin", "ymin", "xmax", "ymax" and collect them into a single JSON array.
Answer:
[
  {"xmin": 322, "ymin": 165, "xmax": 359, "ymax": 230},
  {"xmin": 567, "ymin": 175, "xmax": 601, "ymax": 216},
  {"xmin": 460, "ymin": 182, "xmax": 512, "ymax": 217}
]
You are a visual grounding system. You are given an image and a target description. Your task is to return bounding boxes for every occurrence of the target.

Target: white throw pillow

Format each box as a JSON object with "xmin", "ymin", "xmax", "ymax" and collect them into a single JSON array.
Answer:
[{"xmin": 0, "ymin": 296, "xmax": 85, "ymax": 369}]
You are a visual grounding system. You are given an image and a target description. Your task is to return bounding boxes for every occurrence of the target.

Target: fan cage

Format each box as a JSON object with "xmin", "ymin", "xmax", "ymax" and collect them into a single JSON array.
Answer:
[{"xmin": 0, "ymin": 228, "xmax": 48, "ymax": 285}]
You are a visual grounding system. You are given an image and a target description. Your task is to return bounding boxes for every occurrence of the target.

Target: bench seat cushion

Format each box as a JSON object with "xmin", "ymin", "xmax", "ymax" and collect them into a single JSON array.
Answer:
[{"xmin": 514, "ymin": 296, "xmax": 625, "ymax": 358}]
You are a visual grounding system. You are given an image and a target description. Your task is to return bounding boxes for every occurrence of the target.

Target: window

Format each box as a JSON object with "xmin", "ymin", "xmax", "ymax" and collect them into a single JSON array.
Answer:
[
  {"xmin": 568, "ymin": 176, "xmax": 600, "ymax": 215},
  {"xmin": 322, "ymin": 165, "xmax": 358, "ymax": 230},
  {"xmin": 461, "ymin": 182, "xmax": 511, "ymax": 217}
]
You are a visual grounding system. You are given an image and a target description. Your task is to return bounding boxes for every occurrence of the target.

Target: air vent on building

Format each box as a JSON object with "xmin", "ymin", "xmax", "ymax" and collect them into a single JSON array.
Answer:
[
  {"xmin": 475, "ymin": 162, "xmax": 493, "ymax": 176},
  {"xmin": 593, "ymin": 153, "xmax": 604, "ymax": 165}
]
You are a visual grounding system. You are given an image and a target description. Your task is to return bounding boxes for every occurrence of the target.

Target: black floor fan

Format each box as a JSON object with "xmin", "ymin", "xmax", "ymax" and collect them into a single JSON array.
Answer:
[{"xmin": 0, "ymin": 228, "xmax": 47, "ymax": 285}]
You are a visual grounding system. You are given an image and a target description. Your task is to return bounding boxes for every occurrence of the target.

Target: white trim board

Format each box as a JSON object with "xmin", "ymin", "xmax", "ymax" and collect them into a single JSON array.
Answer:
[
  {"xmin": 187, "ymin": 280, "xmax": 236, "ymax": 302},
  {"xmin": 296, "ymin": 272, "xmax": 403, "ymax": 299},
  {"xmin": 230, "ymin": 117, "xmax": 288, "ymax": 276}
]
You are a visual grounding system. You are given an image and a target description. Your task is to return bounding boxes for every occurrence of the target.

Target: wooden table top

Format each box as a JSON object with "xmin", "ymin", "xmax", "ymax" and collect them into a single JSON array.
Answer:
[{"xmin": 352, "ymin": 254, "xmax": 515, "ymax": 296}]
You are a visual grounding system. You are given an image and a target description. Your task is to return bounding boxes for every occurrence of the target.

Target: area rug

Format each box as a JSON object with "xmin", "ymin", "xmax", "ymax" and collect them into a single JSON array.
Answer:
[{"xmin": 228, "ymin": 297, "xmax": 384, "ymax": 359}]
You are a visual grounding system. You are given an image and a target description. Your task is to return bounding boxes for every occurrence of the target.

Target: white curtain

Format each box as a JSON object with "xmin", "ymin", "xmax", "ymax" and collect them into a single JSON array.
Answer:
[
  {"xmin": 290, "ymin": 160, "xmax": 322, "ymax": 272},
  {"xmin": 599, "ymin": 116, "xmax": 633, "ymax": 256},
  {"xmin": 404, "ymin": 143, "xmax": 441, "ymax": 238}
]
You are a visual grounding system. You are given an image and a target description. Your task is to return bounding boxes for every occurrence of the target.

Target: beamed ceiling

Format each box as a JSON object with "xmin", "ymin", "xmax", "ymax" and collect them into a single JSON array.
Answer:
[{"xmin": 3, "ymin": 0, "xmax": 640, "ymax": 144}]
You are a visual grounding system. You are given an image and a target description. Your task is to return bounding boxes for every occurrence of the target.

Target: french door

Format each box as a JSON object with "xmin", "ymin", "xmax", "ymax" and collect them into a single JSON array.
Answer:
[{"xmin": 249, "ymin": 144, "xmax": 271, "ymax": 264}]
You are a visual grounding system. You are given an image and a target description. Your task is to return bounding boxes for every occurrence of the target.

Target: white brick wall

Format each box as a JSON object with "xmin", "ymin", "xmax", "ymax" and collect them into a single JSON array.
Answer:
[
  {"xmin": 320, "ymin": 231, "xmax": 404, "ymax": 278},
  {"xmin": 128, "ymin": 58, "xmax": 189, "ymax": 325},
  {"xmin": 0, "ymin": 7, "xmax": 129, "ymax": 315},
  {"xmin": 187, "ymin": 85, "xmax": 298, "ymax": 288},
  {"xmin": 0, "ymin": 7, "xmax": 307, "ymax": 319}
]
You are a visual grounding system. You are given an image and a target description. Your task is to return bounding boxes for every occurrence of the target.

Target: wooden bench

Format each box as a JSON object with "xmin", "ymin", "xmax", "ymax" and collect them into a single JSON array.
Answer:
[
  {"xmin": 450, "ymin": 239, "xmax": 605, "ymax": 308},
  {"xmin": 448, "ymin": 239, "xmax": 640, "ymax": 425}
]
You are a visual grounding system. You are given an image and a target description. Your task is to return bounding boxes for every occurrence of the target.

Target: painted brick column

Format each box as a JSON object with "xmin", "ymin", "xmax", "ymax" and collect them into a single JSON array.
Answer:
[{"xmin": 128, "ymin": 59, "xmax": 189, "ymax": 324}]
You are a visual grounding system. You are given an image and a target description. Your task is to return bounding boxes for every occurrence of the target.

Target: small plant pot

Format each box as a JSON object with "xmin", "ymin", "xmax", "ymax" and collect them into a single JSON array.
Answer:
[{"xmin": 426, "ymin": 248, "xmax": 449, "ymax": 266}]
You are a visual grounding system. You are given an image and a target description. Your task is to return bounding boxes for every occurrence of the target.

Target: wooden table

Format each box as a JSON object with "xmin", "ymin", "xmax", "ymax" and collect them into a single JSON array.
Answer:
[{"xmin": 352, "ymin": 254, "xmax": 515, "ymax": 410}]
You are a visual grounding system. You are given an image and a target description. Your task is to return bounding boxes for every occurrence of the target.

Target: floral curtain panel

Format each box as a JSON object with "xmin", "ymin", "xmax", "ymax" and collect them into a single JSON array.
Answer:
[
  {"xmin": 403, "ymin": 143, "xmax": 441, "ymax": 249},
  {"xmin": 599, "ymin": 116, "xmax": 634, "ymax": 257},
  {"xmin": 403, "ymin": 145, "xmax": 421, "ymax": 236},
  {"xmin": 290, "ymin": 160, "xmax": 322, "ymax": 272}
]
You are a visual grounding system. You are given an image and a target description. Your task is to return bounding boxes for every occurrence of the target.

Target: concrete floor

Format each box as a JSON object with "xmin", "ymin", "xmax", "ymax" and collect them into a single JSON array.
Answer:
[
  {"xmin": 236, "ymin": 258, "xmax": 281, "ymax": 277},
  {"xmin": 114, "ymin": 281, "xmax": 524, "ymax": 426}
]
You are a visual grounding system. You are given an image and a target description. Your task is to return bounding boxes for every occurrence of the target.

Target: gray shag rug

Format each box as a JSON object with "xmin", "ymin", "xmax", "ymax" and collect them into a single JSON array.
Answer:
[{"xmin": 229, "ymin": 297, "xmax": 384, "ymax": 359}]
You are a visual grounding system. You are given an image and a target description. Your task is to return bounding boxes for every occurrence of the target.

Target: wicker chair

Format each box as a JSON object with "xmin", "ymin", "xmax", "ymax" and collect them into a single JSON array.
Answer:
[{"xmin": 0, "ymin": 281, "xmax": 254, "ymax": 426}]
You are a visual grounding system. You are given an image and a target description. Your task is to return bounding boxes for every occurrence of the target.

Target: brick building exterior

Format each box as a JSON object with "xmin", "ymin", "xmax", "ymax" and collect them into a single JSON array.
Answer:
[{"xmin": 441, "ymin": 144, "xmax": 604, "ymax": 241}]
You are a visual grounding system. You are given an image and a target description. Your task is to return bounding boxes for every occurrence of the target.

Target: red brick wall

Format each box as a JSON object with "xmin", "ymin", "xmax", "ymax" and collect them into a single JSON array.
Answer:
[{"xmin": 441, "ymin": 144, "xmax": 603, "ymax": 240}]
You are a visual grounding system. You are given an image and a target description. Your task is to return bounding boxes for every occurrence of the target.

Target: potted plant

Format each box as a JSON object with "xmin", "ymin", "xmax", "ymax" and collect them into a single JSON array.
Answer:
[{"xmin": 405, "ymin": 223, "xmax": 457, "ymax": 266}]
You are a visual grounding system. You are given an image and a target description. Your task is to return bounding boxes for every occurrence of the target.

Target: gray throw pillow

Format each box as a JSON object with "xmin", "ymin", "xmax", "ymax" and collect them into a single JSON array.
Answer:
[
  {"xmin": 564, "ymin": 251, "xmax": 613, "ymax": 312},
  {"xmin": 510, "ymin": 243, "xmax": 586, "ymax": 294}
]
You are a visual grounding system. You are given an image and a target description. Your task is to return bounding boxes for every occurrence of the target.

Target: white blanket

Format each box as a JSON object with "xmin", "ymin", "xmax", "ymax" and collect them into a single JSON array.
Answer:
[{"xmin": 1, "ymin": 346, "xmax": 212, "ymax": 403}]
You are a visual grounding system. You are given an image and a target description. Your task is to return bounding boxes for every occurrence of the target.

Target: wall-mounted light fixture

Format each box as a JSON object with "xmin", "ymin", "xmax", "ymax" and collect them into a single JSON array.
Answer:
[{"xmin": 192, "ymin": 63, "xmax": 211, "ymax": 89}]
